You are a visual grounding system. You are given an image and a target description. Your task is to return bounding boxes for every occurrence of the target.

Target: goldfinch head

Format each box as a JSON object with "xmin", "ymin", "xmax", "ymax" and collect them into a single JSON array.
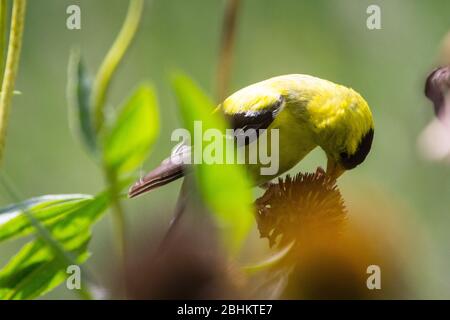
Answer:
[{"xmin": 306, "ymin": 86, "xmax": 374, "ymax": 180}]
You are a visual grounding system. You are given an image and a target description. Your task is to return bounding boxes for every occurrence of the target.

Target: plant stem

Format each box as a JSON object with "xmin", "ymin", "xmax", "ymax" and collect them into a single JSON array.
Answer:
[
  {"xmin": 104, "ymin": 168, "xmax": 127, "ymax": 297},
  {"xmin": 91, "ymin": 0, "xmax": 145, "ymax": 298},
  {"xmin": 0, "ymin": 0, "xmax": 26, "ymax": 164},
  {"xmin": 216, "ymin": 0, "xmax": 241, "ymax": 103},
  {"xmin": 91, "ymin": 0, "xmax": 144, "ymax": 132},
  {"xmin": 0, "ymin": 0, "xmax": 8, "ymax": 86},
  {"xmin": 109, "ymin": 173, "xmax": 127, "ymax": 261}
]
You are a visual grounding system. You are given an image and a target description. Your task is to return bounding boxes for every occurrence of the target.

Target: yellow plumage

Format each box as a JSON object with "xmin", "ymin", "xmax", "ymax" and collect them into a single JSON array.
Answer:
[
  {"xmin": 221, "ymin": 74, "xmax": 374, "ymax": 183},
  {"xmin": 129, "ymin": 74, "xmax": 374, "ymax": 197}
]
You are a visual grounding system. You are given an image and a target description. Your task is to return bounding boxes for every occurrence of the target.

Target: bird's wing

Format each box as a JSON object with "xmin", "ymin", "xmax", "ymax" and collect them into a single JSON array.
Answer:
[{"xmin": 219, "ymin": 91, "xmax": 284, "ymax": 144}]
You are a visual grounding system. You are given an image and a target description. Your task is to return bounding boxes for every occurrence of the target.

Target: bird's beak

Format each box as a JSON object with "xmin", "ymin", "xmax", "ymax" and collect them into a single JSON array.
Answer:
[{"xmin": 326, "ymin": 158, "xmax": 345, "ymax": 180}]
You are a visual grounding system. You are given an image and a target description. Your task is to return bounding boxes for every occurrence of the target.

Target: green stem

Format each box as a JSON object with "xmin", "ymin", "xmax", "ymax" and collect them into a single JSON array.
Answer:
[
  {"xmin": 104, "ymin": 168, "xmax": 127, "ymax": 297},
  {"xmin": 0, "ymin": 0, "xmax": 26, "ymax": 164},
  {"xmin": 109, "ymin": 172, "xmax": 127, "ymax": 260},
  {"xmin": 92, "ymin": 0, "xmax": 145, "ymax": 297},
  {"xmin": 91, "ymin": 0, "xmax": 144, "ymax": 132},
  {"xmin": 0, "ymin": 0, "xmax": 8, "ymax": 86}
]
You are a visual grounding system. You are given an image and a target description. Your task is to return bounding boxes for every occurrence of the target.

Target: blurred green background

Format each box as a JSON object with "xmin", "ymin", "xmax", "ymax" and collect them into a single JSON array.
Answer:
[{"xmin": 1, "ymin": 0, "xmax": 450, "ymax": 298}]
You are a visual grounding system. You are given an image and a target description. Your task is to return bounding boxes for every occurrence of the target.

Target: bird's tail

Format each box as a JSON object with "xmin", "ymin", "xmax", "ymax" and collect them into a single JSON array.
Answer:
[{"xmin": 128, "ymin": 143, "xmax": 190, "ymax": 198}]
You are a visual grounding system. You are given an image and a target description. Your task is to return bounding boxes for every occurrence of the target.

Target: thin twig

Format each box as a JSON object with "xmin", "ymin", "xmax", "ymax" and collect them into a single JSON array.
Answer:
[
  {"xmin": 216, "ymin": 0, "xmax": 241, "ymax": 103},
  {"xmin": 0, "ymin": 0, "xmax": 26, "ymax": 164}
]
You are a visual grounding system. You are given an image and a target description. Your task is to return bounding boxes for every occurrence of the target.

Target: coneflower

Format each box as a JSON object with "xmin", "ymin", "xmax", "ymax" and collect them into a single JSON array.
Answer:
[{"xmin": 255, "ymin": 168, "xmax": 347, "ymax": 249}]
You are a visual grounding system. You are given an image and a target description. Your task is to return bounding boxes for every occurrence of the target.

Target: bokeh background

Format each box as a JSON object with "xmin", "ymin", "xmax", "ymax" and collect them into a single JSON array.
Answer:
[{"xmin": 1, "ymin": 0, "xmax": 450, "ymax": 298}]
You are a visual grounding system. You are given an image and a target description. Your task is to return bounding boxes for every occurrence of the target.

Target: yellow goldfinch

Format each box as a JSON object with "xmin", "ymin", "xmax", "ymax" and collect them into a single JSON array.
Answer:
[{"xmin": 129, "ymin": 74, "xmax": 374, "ymax": 197}]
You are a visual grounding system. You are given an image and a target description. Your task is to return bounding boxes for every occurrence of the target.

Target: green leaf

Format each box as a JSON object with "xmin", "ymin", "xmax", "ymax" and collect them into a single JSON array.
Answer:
[
  {"xmin": 67, "ymin": 50, "xmax": 97, "ymax": 154},
  {"xmin": 0, "ymin": 194, "xmax": 93, "ymax": 243},
  {"xmin": 103, "ymin": 84, "xmax": 159, "ymax": 176},
  {"xmin": 0, "ymin": 232, "xmax": 90, "ymax": 300},
  {"xmin": 0, "ymin": 193, "xmax": 109, "ymax": 299},
  {"xmin": 171, "ymin": 73, "xmax": 254, "ymax": 255}
]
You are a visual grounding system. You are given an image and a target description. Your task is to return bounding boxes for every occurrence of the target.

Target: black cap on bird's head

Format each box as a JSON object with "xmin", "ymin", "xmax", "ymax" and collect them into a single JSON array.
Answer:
[
  {"xmin": 339, "ymin": 128, "xmax": 374, "ymax": 170},
  {"xmin": 325, "ymin": 128, "xmax": 374, "ymax": 180}
]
